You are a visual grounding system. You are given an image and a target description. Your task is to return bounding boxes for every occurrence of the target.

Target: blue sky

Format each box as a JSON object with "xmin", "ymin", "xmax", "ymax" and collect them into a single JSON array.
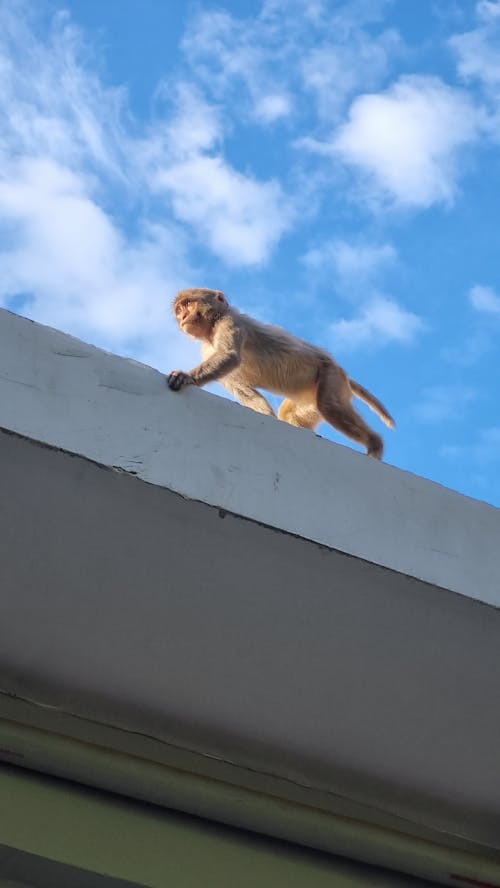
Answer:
[{"xmin": 1, "ymin": 0, "xmax": 499, "ymax": 506}]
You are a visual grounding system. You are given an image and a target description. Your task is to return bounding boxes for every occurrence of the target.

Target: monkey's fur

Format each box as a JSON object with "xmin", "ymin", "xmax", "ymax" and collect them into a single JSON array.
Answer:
[{"xmin": 168, "ymin": 288, "xmax": 394, "ymax": 458}]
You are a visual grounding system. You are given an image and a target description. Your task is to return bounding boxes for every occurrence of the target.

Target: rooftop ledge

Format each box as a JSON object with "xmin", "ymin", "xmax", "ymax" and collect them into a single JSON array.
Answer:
[
  {"xmin": 1, "ymin": 308, "xmax": 500, "ymax": 887},
  {"xmin": 1, "ymin": 308, "xmax": 498, "ymax": 607}
]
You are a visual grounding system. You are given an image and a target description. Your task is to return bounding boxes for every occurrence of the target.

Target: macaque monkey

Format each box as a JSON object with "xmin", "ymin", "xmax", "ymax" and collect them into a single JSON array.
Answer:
[{"xmin": 168, "ymin": 288, "xmax": 394, "ymax": 458}]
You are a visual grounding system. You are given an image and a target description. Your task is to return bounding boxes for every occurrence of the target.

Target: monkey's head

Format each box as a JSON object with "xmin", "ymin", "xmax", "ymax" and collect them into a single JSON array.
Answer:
[{"xmin": 173, "ymin": 288, "xmax": 229, "ymax": 340}]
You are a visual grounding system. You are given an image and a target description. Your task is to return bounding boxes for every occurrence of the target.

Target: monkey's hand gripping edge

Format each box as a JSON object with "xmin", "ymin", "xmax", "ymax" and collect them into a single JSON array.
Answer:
[{"xmin": 167, "ymin": 371, "xmax": 196, "ymax": 391}]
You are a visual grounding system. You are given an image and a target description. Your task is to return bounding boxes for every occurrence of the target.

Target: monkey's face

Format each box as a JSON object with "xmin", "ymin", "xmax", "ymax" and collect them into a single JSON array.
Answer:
[
  {"xmin": 173, "ymin": 296, "xmax": 209, "ymax": 340},
  {"xmin": 174, "ymin": 289, "xmax": 228, "ymax": 340}
]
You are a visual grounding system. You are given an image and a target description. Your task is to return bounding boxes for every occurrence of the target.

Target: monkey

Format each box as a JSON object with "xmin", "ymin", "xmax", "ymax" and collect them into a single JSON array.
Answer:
[{"xmin": 168, "ymin": 288, "xmax": 394, "ymax": 458}]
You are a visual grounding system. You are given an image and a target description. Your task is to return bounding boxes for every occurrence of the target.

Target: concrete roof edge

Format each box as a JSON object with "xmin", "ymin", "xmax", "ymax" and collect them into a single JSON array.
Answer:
[{"xmin": 0, "ymin": 307, "xmax": 498, "ymax": 607}]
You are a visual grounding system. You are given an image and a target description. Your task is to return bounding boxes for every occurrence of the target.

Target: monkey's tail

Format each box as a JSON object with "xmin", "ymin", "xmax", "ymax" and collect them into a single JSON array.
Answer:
[{"xmin": 349, "ymin": 379, "xmax": 395, "ymax": 429}]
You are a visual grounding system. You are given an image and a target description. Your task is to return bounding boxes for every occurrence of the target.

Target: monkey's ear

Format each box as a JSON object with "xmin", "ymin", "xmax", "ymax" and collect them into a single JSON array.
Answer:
[{"xmin": 215, "ymin": 290, "xmax": 228, "ymax": 305}]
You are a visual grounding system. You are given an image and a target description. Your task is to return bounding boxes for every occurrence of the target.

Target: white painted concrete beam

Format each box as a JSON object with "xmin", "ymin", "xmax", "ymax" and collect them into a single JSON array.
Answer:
[{"xmin": 0, "ymin": 307, "xmax": 498, "ymax": 606}]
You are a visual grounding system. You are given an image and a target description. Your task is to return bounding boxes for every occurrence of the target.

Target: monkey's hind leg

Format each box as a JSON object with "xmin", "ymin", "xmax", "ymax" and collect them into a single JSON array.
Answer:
[
  {"xmin": 230, "ymin": 384, "xmax": 277, "ymax": 417},
  {"xmin": 316, "ymin": 364, "xmax": 384, "ymax": 458},
  {"xmin": 278, "ymin": 398, "xmax": 321, "ymax": 430}
]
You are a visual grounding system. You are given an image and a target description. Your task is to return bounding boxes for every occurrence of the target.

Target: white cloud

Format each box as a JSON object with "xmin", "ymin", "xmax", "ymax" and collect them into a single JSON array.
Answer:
[
  {"xmin": 0, "ymin": 2, "xmax": 198, "ymax": 369},
  {"xmin": 302, "ymin": 240, "xmax": 396, "ymax": 286},
  {"xmin": 330, "ymin": 296, "xmax": 424, "ymax": 348},
  {"xmin": 303, "ymin": 240, "xmax": 417, "ymax": 353},
  {"xmin": 261, "ymin": 0, "xmax": 394, "ymax": 29},
  {"xmin": 253, "ymin": 93, "xmax": 292, "ymax": 123},
  {"xmin": 449, "ymin": 1, "xmax": 500, "ymax": 145},
  {"xmin": 333, "ymin": 76, "xmax": 483, "ymax": 207},
  {"xmin": 0, "ymin": 0, "xmax": 296, "ymax": 376},
  {"xmin": 261, "ymin": 0, "xmax": 327, "ymax": 21},
  {"xmin": 0, "ymin": 155, "xmax": 192, "ymax": 369},
  {"xmin": 182, "ymin": 1, "xmax": 400, "ymax": 126},
  {"xmin": 147, "ymin": 85, "xmax": 294, "ymax": 266},
  {"xmin": 448, "ymin": 0, "xmax": 500, "ymax": 146},
  {"xmin": 478, "ymin": 0, "xmax": 500, "ymax": 20},
  {"xmin": 469, "ymin": 284, "xmax": 500, "ymax": 314},
  {"xmin": 414, "ymin": 385, "xmax": 476, "ymax": 423},
  {"xmin": 0, "ymin": 3, "xmax": 127, "ymax": 176},
  {"xmin": 181, "ymin": 9, "xmax": 295, "ymax": 125},
  {"xmin": 149, "ymin": 82, "xmax": 224, "ymax": 157},
  {"xmin": 155, "ymin": 153, "xmax": 291, "ymax": 267},
  {"xmin": 300, "ymin": 29, "xmax": 399, "ymax": 121},
  {"xmin": 450, "ymin": 9, "xmax": 500, "ymax": 88}
]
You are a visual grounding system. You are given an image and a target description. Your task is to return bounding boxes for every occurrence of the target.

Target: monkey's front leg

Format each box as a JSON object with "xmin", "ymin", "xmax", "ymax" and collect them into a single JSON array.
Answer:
[{"xmin": 168, "ymin": 348, "xmax": 241, "ymax": 392}]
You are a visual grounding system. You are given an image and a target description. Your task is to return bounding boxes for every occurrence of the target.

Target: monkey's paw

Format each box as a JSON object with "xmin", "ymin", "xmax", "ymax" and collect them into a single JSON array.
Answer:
[{"xmin": 167, "ymin": 370, "xmax": 194, "ymax": 391}]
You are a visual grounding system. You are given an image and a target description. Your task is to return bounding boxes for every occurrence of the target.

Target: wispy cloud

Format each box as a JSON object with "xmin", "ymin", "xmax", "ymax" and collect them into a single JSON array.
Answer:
[
  {"xmin": 469, "ymin": 284, "xmax": 500, "ymax": 314},
  {"xmin": 450, "ymin": 1, "xmax": 500, "ymax": 89},
  {"xmin": 155, "ymin": 153, "xmax": 292, "ymax": 266},
  {"xmin": 332, "ymin": 76, "xmax": 483, "ymax": 207},
  {"xmin": 441, "ymin": 426, "xmax": 500, "ymax": 463},
  {"xmin": 330, "ymin": 295, "xmax": 424, "ymax": 349},
  {"xmin": 414, "ymin": 385, "xmax": 477, "ymax": 423},
  {"xmin": 182, "ymin": 0, "xmax": 400, "ymax": 125},
  {"xmin": 302, "ymin": 240, "xmax": 396, "ymax": 287},
  {"xmin": 0, "ymin": 0, "xmax": 295, "ymax": 369},
  {"xmin": 181, "ymin": 7, "xmax": 296, "ymax": 125},
  {"xmin": 0, "ymin": 3, "xmax": 128, "ymax": 176},
  {"xmin": 300, "ymin": 28, "xmax": 399, "ymax": 122},
  {"xmin": 1, "ymin": 0, "xmax": 495, "ymax": 381},
  {"xmin": 449, "ymin": 0, "xmax": 500, "ymax": 142},
  {"xmin": 147, "ymin": 84, "xmax": 294, "ymax": 266},
  {"xmin": 302, "ymin": 238, "xmax": 424, "ymax": 351},
  {"xmin": 0, "ymin": 2, "xmax": 191, "ymax": 367},
  {"xmin": 302, "ymin": 238, "xmax": 423, "ymax": 351}
]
